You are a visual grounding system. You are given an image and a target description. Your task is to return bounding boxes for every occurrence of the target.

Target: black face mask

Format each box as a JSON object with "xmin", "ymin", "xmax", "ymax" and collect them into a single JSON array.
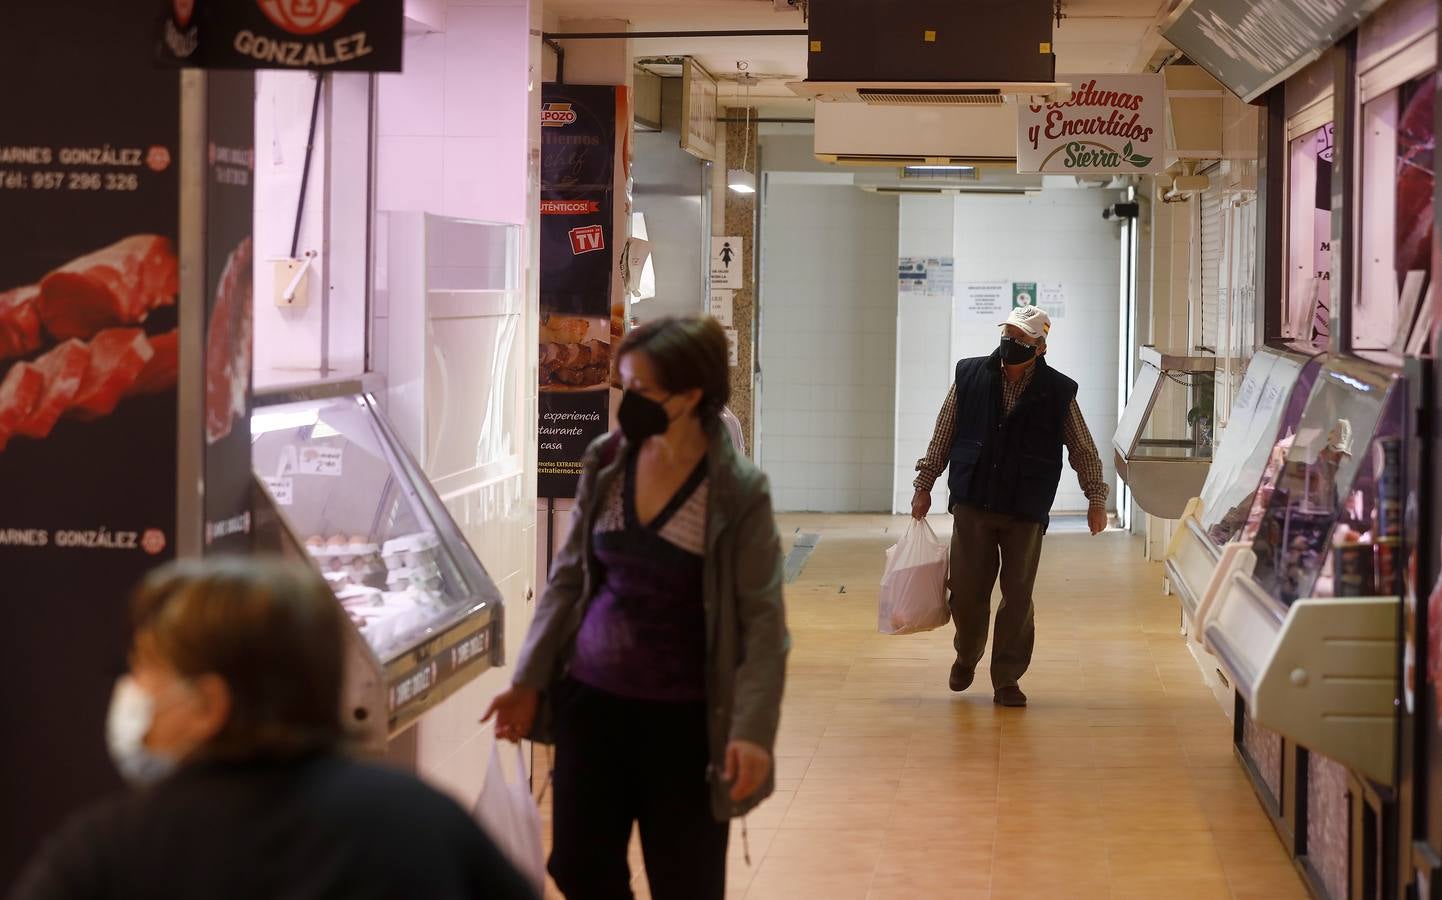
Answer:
[
  {"xmin": 999, "ymin": 336, "xmax": 1038, "ymax": 365},
  {"xmin": 618, "ymin": 390, "xmax": 673, "ymax": 444}
]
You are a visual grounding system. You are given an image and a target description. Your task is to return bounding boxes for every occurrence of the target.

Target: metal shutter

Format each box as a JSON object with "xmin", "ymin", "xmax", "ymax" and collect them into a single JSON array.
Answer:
[{"xmin": 1199, "ymin": 180, "xmax": 1224, "ymax": 351}]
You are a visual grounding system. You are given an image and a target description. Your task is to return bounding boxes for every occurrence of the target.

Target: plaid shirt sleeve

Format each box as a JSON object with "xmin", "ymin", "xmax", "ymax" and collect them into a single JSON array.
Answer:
[
  {"xmin": 913, "ymin": 383, "xmax": 956, "ymax": 492},
  {"xmin": 1064, "ymin": 398, "xmax": 1110, "ymax": 508}
]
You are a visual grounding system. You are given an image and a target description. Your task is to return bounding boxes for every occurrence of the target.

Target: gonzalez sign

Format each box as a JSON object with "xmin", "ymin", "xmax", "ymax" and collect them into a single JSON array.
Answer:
[
  {"xmin": 159, "ymin": 0, "xmax": 403, "ymax": 71},
  {"xmin": 1017, "ymin": 75, "xmax": 1166, "ymax": 175}
]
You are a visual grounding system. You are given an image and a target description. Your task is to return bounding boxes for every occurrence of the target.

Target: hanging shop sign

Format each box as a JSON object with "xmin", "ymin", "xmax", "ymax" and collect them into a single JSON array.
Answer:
[
  {"xmin": 1162, "ymin": 0, "xmax": 1382, "ymax": 103},
  {"xmin": 680, "ymin": 58, "xmax": 719, "ymax": 162},
  {"xmin": 539, "ymin": 84, "xmax": 622, "ymax": 499},
  {"xmin": 158, "ymin": 0, "xmax": 404, "ymax": 71},
  {"xmin": 1018, "ymin": 74, "xmax": 1165, "ymax": 175}
]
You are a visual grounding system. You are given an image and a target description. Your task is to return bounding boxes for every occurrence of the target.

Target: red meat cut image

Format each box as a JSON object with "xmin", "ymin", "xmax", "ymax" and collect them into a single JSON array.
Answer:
[
  {"xmin": 205, "ymin": 237, "xmax": 253, "ymax": 445},
  {"xmin": 0, "ymin": 363, "xmax": 45, "ymax": 452},
  {"xmin": 1396, "ymin": 76, "xmax": 1435, "ymax": 278},
  {"xmin": 37, "ymin": 235, "xmax": 178, "ymax": 341},
  {"xmin": 0, "ymin": 285, "xmax": 42, "ymax": 362},
  {"xmin": 128, "ymin": 329, "xmax": 178, "ymax": 398},
  {"xmin": 71, "ymin": 328, "xmax": 155, "ymax": 420},
  {"xmin": 14, "ymin": 340, "xmax": 89, "ymax": 441},
  {"xmin": 0, "ymin": 233, "xmax": 184, "ymax": 456}
]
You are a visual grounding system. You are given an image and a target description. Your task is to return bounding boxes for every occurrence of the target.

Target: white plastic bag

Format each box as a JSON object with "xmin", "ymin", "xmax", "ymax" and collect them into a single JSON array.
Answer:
[
  {"xmin": 473, "ymin": 739, "xmax": 546, "ymax": 893},
  {"xmin": 878, "ymin": 519, "xmax": 951, "ymax": 635}
]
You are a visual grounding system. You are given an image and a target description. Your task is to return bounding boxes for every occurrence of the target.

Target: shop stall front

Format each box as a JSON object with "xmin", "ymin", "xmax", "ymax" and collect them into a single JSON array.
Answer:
[
  {"xmin": 1163, "ymin": 0, "xmax": 1438, "ymax": 897},
  {"xmin": 247, "ymin": 78, "xmax": 528, "ymax": 742}
]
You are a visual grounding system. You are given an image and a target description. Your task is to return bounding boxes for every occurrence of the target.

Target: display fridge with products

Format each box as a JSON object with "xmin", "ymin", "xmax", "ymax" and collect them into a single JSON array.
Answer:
[
  {"xmin": 1201, "ymin": 354, "xmax": 1409, "ymax": 900},
  {"xmin": 250, "ymin": 381, "xmax": 505, "ymax": 742},
  {"xmin": 1164, "ymin": 343, "xmax": 1325, "ymax": 625}
]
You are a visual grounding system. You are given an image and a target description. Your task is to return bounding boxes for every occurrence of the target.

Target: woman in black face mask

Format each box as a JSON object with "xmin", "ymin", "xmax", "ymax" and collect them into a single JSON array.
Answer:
[{"xmin": 485, "ymin": 316, "xmax": 789, "ymax": 900}]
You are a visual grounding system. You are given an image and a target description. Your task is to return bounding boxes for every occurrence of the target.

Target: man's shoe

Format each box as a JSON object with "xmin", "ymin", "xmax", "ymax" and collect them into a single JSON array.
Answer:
[
  {"xmin": 993, "ymin": 685, "xmax": 1027, "ymax": 707},
  {"xmin": 949, "ymin": 663, "xmax": 975, "ymax": 692}
]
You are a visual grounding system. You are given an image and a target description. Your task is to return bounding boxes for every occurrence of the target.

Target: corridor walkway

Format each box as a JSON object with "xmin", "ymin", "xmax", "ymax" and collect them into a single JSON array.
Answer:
[{"xmin": 547, "ymin": 514, "xmax": 1309, "ymax": 899}]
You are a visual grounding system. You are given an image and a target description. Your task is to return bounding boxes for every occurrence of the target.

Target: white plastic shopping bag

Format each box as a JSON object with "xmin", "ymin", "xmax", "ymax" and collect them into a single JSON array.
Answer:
[
  {"xmin": 473, "ymin": 739, "xmax": 547, "ymax": 893},
  {"xmin": 877, "ymin": 519, "xmax": 951, "ymax": 635}
]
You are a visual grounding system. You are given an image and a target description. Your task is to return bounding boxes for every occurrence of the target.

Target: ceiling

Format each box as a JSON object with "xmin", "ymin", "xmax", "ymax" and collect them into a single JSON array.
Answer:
[{"xmin": 544, "ymin": 0, "xmax": 1176, "ymax": 116}]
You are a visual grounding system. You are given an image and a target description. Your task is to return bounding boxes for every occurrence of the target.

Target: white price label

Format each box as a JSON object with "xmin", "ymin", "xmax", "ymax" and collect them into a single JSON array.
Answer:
[
  {"xmin": 299, "ymin": 445, "xmax": 344, "ymax": 476},
  {"xmin": 262, "ymin": 476, "xmax": 294, "ymax": 506}
]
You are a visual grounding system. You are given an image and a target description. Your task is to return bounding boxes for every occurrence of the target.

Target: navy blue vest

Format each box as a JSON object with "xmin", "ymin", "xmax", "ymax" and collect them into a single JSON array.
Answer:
[{"xmin": 946, "ymin": 350, "xmax": 1078, "ymax": 529}]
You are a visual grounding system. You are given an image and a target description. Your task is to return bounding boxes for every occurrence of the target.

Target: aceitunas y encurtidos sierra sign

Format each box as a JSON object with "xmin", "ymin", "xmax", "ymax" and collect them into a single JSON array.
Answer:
[{"xmin": 1017, "ymin": 74, "xmax": 1166, "ymax": 175}]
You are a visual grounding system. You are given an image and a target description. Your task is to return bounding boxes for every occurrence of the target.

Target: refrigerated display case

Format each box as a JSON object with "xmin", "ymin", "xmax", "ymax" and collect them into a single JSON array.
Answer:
[
  {"xmin": 1165, "ymin": 344, "xmax": 1324, "ymax": 621},
  {"xmin": 1114, "ymin": 346, "xmax": 1217, "ymax": 519},
  {"xmin": 1200, "ymin": 354, "xmax": 1407, "ymax": 900},
  {"xmin": 250, "ymin": 381, "xmax": 505, "ymax": 737}
]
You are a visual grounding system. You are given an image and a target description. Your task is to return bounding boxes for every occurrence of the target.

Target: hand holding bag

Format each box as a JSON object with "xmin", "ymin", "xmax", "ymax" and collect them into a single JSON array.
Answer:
[
  {"xmin": 473, "ymin": 739, "xmax": 547, "ymax": 894},
  {"xmin": 877, "ymin": 519, "xmax": 951, "ymax": 635}
]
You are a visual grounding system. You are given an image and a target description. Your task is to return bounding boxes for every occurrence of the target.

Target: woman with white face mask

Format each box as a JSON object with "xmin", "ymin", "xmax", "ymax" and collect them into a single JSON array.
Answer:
[{"xmin": 13, "ymin": 558, "xmax": 537, "ymax": 900}]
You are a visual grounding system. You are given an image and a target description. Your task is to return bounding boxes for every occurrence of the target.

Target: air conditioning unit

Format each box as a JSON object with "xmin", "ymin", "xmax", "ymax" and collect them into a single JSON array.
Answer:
[
  {"xmin": 789, "ymin": 0, "xmax": 1070, "ymax": 105},
  {"xmin": 813, "ymin": 102, "xmax": 1019, "ymax": 167}
]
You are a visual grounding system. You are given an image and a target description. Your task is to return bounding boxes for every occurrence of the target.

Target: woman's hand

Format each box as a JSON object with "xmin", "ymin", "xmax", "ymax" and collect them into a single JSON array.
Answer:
[
  {"xmin": 481, "ymin": 685, "xmax": 539, "ymax": 743},
  {"xmin": 723, "ymin": 739, "xmax": 772, "ymax": 802}
]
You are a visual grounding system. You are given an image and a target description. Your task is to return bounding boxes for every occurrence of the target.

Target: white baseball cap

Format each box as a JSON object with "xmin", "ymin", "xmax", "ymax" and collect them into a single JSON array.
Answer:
[{"xmin": 1000, "ymin": 305, "xmax": 1052, "ymax": 340}]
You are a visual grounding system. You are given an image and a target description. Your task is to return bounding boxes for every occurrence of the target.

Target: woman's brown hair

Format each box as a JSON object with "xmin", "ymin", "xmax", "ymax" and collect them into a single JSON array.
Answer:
[
  {"xmin": 130, "ymin": 557, "xmax": 346, "ymax": 760},
  {"xmin": 615, "ymin": 316, "xmax": 730, "ymax": 421}
]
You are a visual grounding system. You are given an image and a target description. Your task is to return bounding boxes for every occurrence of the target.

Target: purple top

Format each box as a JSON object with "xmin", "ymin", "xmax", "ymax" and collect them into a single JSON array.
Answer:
[{"xmin": 569, "ymin": 454, "xmax": 709, "ymax": 703}]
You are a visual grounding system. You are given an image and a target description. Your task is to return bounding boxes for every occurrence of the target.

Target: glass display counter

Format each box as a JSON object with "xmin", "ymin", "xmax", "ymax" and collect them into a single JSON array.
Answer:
[
  {"xmin": 1165, "ymin": 344, "xmax": 1324, "ymax": 621},
  {"xmin": 250, "ymin": 381, "xmax": 505, "ymax": 736},
  {"xmin": 1114, "ymin": 346, "xmax": 1217, "ymax": 519},
  {"xmin": 1203, "ymin": 354, "xmax": 1405, "ymax": 786}
]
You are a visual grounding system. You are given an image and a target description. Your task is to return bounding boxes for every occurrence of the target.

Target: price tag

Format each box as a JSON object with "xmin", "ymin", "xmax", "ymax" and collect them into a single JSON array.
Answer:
[
  {"xmin": 262, "ymin": 476, "xmax": 294, "ymax": 506},
  {"xmin": 299, "ymin": 445, "xmax": 344, "ymax": 476}
]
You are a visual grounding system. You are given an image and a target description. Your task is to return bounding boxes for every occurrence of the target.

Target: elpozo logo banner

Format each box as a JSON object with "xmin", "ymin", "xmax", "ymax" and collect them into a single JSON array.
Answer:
[
  {"xmin": 1017, "ymin": 75, "xmax": 1165, "ymax": 175},
  {"xmin": 159, "ymin": 0, "xmax": 402, "ymax": 72}
]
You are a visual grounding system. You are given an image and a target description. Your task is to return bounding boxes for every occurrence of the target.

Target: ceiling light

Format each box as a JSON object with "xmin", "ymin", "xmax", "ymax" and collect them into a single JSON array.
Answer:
[{"xmin": 727, "ymin": 168, "xmax": 756, "ymax": 194}]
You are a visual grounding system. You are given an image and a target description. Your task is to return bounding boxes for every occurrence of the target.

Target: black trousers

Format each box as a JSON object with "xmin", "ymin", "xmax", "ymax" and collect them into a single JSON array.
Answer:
[
  {"xmin": 948, "ymin": 504, "xmax": 1045, "ymax": 689},
  {"xmin": 548, "ymin": 680, "xmax": 728, "ymax": 900}
]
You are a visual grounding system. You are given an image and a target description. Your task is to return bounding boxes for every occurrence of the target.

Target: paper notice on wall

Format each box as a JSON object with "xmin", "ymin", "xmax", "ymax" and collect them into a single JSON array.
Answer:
[
  {"xmin": 899, "ymin": 257, "xmax": 954, "ymax": 297},
  {"xmin": 1038, "ymin": 283, "xmax": 1065, "ymax": 319},
  {"xmin": 957, "ymin": 281, "xmax": 1011, "ymax": 321},
  {"xmin": 1012, "ymin": 282, "xmax": 1037, "ymax": 308},
  {"xmin": 710, "ymin": 289, "xmax": 735, "ymax": 326},
  {"xmin": 711, "ymin": 236, "xmax": 742, "ymax": 289},
  {"xmin": 724, "ymin": 327, "xmax": 739, "ymax": 367}
]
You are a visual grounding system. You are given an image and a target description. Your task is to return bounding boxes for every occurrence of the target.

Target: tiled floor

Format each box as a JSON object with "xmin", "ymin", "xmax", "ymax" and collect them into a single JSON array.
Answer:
[{"xmin": 539, "ymin": 514, "xmax": 1308, "ymax": 900}]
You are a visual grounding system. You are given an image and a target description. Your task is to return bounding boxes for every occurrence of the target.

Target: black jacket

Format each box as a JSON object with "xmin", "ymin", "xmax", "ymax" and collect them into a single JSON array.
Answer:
[
  {"xmin": 947, "ymin": 350, "xmax": 1078, "ymax": 528},
  {"xmin": 10, "ymin": 754, "xmax": 538, "ymax": 900}
]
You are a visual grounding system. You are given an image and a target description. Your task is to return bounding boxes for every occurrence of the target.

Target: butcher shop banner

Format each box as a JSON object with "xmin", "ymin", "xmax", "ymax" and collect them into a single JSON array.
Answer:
[
  {"xmin": 539, "ymin": 83, "xmax": 624, "ymax": 498},
  {"xmin": 202, "ymin": 72, "xmax": 257, "ymax": 552},
  {"xmin": 1017, "ymin": 74, "xmax": 1165, "ymax": 175},
  {"xmin": 159, "ymin": 0, "xmax": 404, "ymax": 72},
  {"xmin": 0, "ymin": 0, "xmax": 182, "ymax": 885}
]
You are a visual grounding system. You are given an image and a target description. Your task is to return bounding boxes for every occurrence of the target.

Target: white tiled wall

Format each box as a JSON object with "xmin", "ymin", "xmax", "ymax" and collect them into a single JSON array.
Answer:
[
  {"xmin": 894, "ymin": 189, "xmax": 1123, "ymax": 515},
  {"xmin": 371, "ymin": 0, "xmax": 538, "ymax": 811},
  {"xmin": 758, "ymin": 183, "xmax": 899, "ymax": 513}
]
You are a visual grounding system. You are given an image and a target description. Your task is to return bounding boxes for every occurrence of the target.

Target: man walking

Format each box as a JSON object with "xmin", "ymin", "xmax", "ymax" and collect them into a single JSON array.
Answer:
[{"xmin": 911, "ymin": 306, "xmax": 1108, "ymax": 707}]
